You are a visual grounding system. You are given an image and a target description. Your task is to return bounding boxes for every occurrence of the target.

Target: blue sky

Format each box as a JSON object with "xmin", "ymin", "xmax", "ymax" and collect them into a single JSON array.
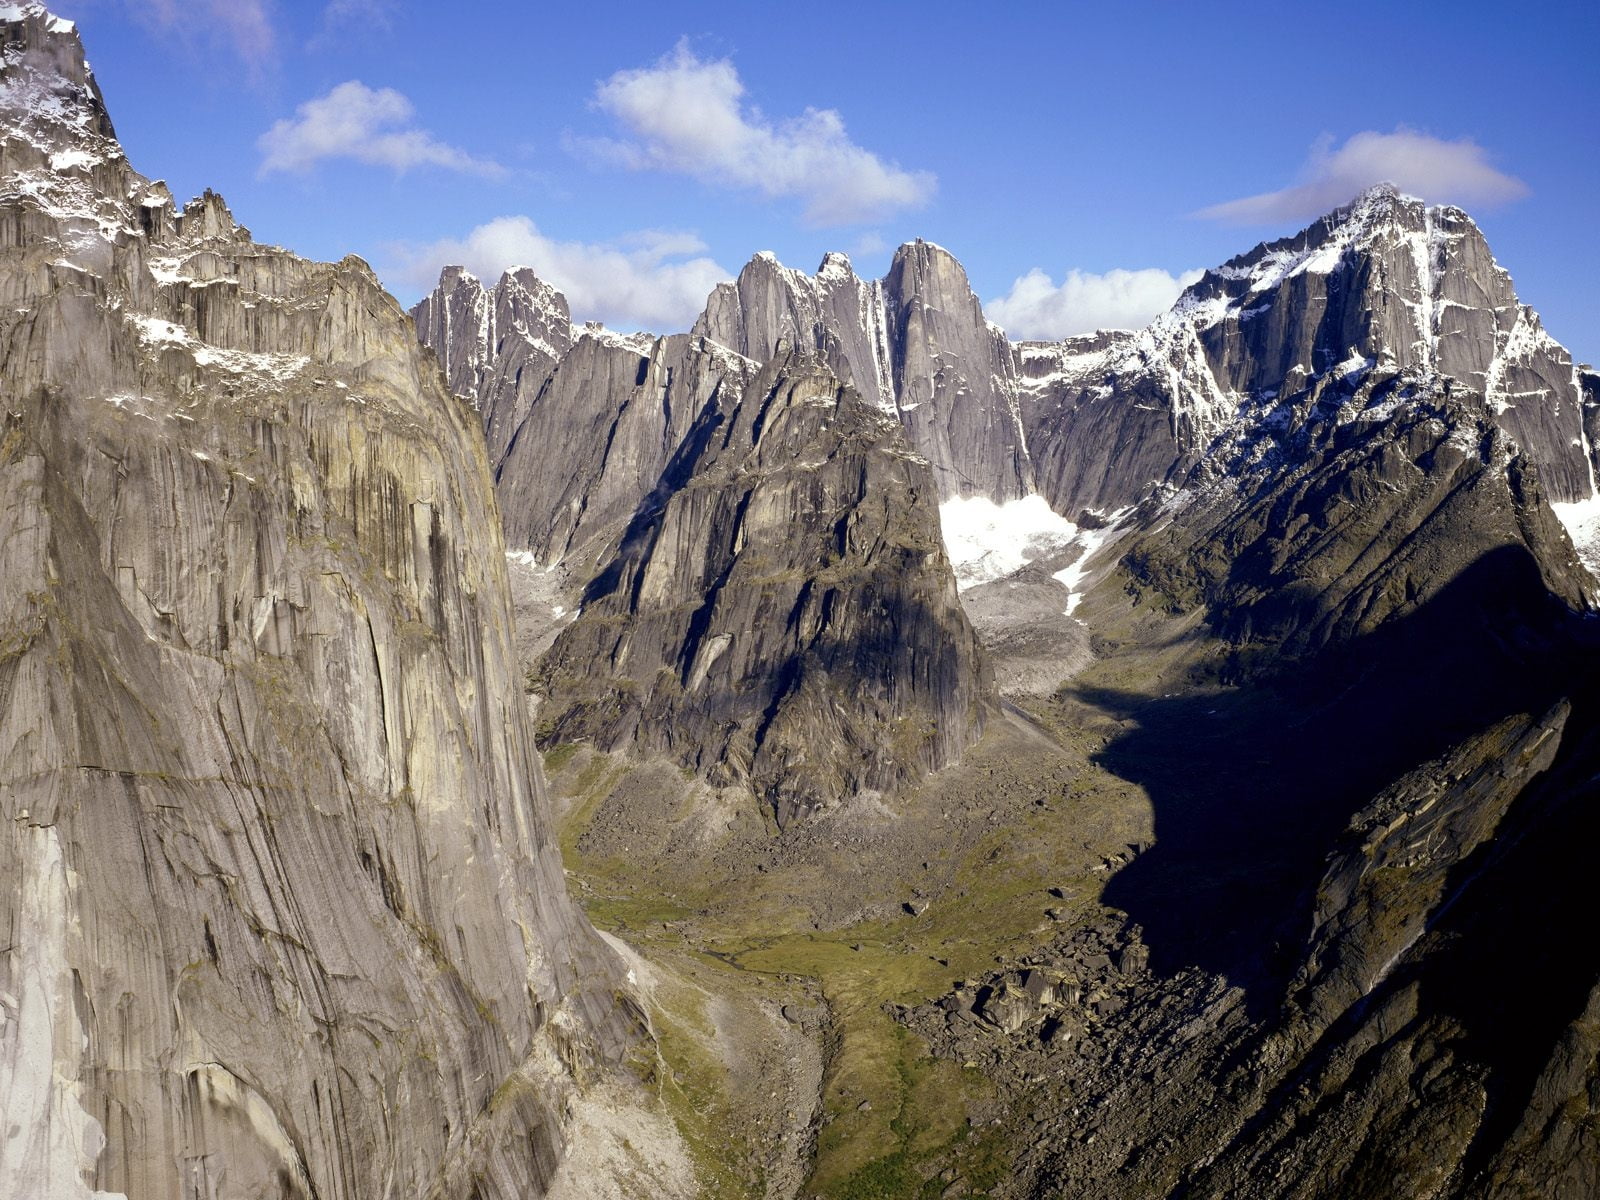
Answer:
[{"xmin": 50, "ymin": 0, "xmax": 1600, "ymax": 360}]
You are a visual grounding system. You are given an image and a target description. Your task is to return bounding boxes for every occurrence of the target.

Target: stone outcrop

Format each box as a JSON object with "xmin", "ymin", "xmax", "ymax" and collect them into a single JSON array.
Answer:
[
  {"xmin": 413, "ymin": 270, "xmax": 761, "ymax": 564},
  {"xmin": 411, "ymin": 264, "xmax": 573, "ymax": 466},
  {"xmin": 495, "ymin": 331, "xmax": 758, "ymax": 564},
  {"xmin": 695, "ymin": 243, "xmax": 1033, "ymax": 501},
  {"xmin": 536, "ymin": 348, "xmax": 994, "ymax": 824},
  {"xmin": 0, "ymin": 7, "xmax": 638, "ymax": 1197}
]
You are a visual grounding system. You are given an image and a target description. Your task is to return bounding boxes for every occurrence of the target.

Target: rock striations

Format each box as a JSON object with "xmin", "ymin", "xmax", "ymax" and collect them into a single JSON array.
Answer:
[
  {"xmin": 536, "ymin": 347, "xmax": 993, "ymax": 825},
  {"xmin": 0, "ymin": 7, "xmax": 645, "ymax": 1199},
  {"xmin": 414, "ymin": 269, "xmax": 997, "ymax": 820},
  {"xmin": 694, "ymin": 243, "xmax": 1033, "ymax": 502}
]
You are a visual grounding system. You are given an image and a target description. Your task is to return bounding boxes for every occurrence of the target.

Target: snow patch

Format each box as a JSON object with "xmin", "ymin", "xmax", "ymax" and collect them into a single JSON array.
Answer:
[
  {"xmin": 1052, "ymin": 517, "xmax": 1125, "ymax": 616},
  {"xmin": 48, "ymin": 148, "xmax": 94, "ymax": 170},
  {"xmin": 939, "ymin": 494, "xmax": 1079, "ymax": 590},
  {"xmin": 1553, "ymin": 493, "xmax": 1600, "ymax": 581}
]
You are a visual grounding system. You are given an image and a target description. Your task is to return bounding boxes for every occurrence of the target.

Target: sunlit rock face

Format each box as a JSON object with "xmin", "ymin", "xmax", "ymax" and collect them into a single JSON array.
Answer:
[
  {"xmin": 0, "ymin": 6, "xmax": 637, "ymax": 1197},
  {"xmin": 695, "ymin": 242, "xmax": 1034, "ymax": 503},
  {"xmin": 1021, "ymin": 185, "xmax": 1595, "ymax": 517}
]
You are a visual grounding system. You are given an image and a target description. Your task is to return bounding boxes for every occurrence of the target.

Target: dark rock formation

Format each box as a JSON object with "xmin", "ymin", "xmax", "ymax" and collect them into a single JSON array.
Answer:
[
  {"xmin": 0, "ymin": 7, "xmax": 640, "ymax": 1197},
  {"xmin": 536, "ymin": 348, "xmax": 994, "ymax": 824},
  {"xmin": 1120, "ymin": 369, "xmax": 1590, "ymax": 659}
]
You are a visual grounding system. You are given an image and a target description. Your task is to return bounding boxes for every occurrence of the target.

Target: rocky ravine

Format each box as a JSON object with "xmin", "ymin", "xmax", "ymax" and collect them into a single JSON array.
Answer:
[{"xmin": 0, "ymin": 7, "xmax": 678, "ymax": 1198}]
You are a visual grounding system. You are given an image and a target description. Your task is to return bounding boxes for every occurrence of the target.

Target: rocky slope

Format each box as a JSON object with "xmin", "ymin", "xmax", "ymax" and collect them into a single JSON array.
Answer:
[
  {"xmin": 0, "ymin": 7, "xmax": 656, "ymax": 1198},
  {"xmin": 1022, "ymin": 185, "xmax": 1597, "ymax": 517},
  {"xmin": 1118, "ymin": 368, "xmax": 1590, "ymax": 658},
  {"xmin": 536, "ymin": 347, "xmax": 993, "ymax": 825}
]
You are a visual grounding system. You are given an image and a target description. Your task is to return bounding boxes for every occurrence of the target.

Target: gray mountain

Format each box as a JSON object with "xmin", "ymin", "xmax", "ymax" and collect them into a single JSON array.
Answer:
[
  {"xmin": 695, "ymin": 242, "xmax": 1033, "ymax": 501},
  {"xmin": 0, "ymin": 7, "xmax": 654, "ymax": 1197},
  {"xmin": 1119, "ymin": 368, "xmax": 1590, "ymax": 657},
  {"xmin": 413, "ymin": 268, "xmax": 760, "ymax": 564},
  {"xmin": 413, "ymin": 269, "xmax": 994, "ymax": 819},
  {"xmin": 1022, "ymin": 185, "xmax": 1596, "ymax": 517},
  {"xmin": 411, "ymin": 264, "xmax": 574, "ymax": 466},
  {"xmin": 536, "ymin": 347, "xmax": 994, "ymax": 825}
]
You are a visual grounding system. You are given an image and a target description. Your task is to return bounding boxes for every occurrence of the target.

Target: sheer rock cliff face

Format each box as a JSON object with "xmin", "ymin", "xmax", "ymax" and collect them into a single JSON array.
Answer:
[
  {"xmin": 414, "ymin": 268, "xmax": 759, "ymax": 565},
  {"xmin": 495, "ymin": 331, "xmax": 759, "ymax": 565},
  {"xmin": 410, "ymin": 264, "xmax": 574, "ymax": 468},
  {"xmin": 413, "ymin": 274, "xmax": 992, "ymax": 818},
  {"xmin": 0, "ymin": 8, "xmax": 633, "ymax": 1199},
  {"xmin": 536, "ymin": 350, "xmax": 994, "ymax": 825},
  {"xmin": 694, "ymin": 243, "xmax": 1033, "ymax": 501}
]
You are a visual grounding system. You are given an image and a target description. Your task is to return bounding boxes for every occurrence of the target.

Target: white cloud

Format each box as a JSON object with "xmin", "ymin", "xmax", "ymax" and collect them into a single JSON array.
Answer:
[
  {"xmin": 1198, "ymin": 129, "xmax": 1529, "ymax": 224},
  {"xmin": 386, "ymin": 216, "xmax": 731, "ymax": 332},
  {"xmin": 582, "ymin": 41, "xmax": 934, "ymax": 227},
  {"xmin": 258, "ymin": 81, "xmax": 502, "ymax": 177},
  {"xmin": 139, "ymin": 0, "xmax": 276, "ymax": 73},
  {"xmin": 987, "ymin": 267, "xmax": 1204, "ymax": 340}
]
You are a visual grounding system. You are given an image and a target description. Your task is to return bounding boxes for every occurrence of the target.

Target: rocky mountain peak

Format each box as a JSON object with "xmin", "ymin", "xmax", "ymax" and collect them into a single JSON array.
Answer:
[
  {"xmin": 0, "ymin": 3, "xmax": 109, "ymax": 133},
  {"xmin": 495, "ymin": 263, "xmax": 573, "ymax": 344},
  {"xmin": 1024, "ymin": 184, "xmax": 1594, "ymax": 510},
  {"xmin": 887, "ymin": 237, "xmax": 971, "ymax": 289},
  {"xmin": 410, "ymin": 262, "xmax": 573, "ymax": 455},
  {"xmin": 817, "ymin": 248, "xmax": 855, "ymax": 282},
  {"xmin": 693, "ymin": 239, "xmax": 1033, "ymax": 500},
  {"xmin": 1, "ymin": 3, "xmax": 123, "ymax": 213},
  {"xmin": 537, "ymin": 346, "xmax": 992, "ymax": 824},
  {"xmin": 1, "ymin": 6, "xmax": 657, "ymax": 1192}
]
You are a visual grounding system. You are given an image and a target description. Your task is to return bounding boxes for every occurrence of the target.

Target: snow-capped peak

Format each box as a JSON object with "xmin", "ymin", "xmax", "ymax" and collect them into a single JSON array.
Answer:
[
  {"xmin": 0, "ymin": 3, "xmax": 72, "ymax": 32},
  {"xmin": 816, "ymin": 250, "xmax": 854, "ymax": 283}
]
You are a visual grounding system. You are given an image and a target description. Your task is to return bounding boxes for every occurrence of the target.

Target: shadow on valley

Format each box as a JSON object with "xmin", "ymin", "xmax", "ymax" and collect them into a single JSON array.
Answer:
[{"xmin": 1079, "ymin": 545, "xmax": 1588, "ymax": 1017}]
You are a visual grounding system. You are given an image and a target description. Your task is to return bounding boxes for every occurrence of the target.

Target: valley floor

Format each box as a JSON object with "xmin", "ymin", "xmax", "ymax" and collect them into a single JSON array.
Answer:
[{"xmin": 542, "ymin": 575, "xmax": 1233, "ymax": 1198}]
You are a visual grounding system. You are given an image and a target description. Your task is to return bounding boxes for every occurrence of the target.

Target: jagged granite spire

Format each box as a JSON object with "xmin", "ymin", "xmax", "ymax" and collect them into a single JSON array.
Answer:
[
  {"xmin": 536, "ymin": 346, "xmax": 994, "ymax": 825},
  {"xmin": 695, "ymin": 240, "xmax": 1034, "ymax": 501}
]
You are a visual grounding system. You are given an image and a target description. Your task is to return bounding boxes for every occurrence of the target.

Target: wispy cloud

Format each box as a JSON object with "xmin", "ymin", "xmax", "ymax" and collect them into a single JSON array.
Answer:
[
  {"xmin": 578, "ymin": 40, "xmax": 935, "ymax": 227},
  {"xmin": 385, "ymin": 216, "xmax": 730, "ymax": 332},
  {"xmin": 987, "ymin": 267, "xmax": 1203, "ymax": 340},
  {"xmin": 258, "ymin": 81, "xmax": 503, "ymax": 177},
  {"xmin": 308, "ymin": 0, "xmax": 394, "ymax": 49},
  {"xmin": 139, "ymin": 0, "xmax": 276, "ymax": 76},
  {"xmin": 1198, "ymin": 129, "xmax": 1529, "ymax": 225}
]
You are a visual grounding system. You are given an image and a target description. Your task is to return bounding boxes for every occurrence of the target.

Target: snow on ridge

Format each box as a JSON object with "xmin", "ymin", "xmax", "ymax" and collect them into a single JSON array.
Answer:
[
  {"xmin": 816, "ymin": 251, "xmax": 853, "ymax": 284},
  {"xmin": 0, "ymin": 3, "xmax": 69, "ymax": 28},
  {"xmin": 131, "ymin": 313, "xmax": 309, "ymax": 381},
  {"xmin": 573, "ymin": 324, "xmax": 656, "ymax": 355}
]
